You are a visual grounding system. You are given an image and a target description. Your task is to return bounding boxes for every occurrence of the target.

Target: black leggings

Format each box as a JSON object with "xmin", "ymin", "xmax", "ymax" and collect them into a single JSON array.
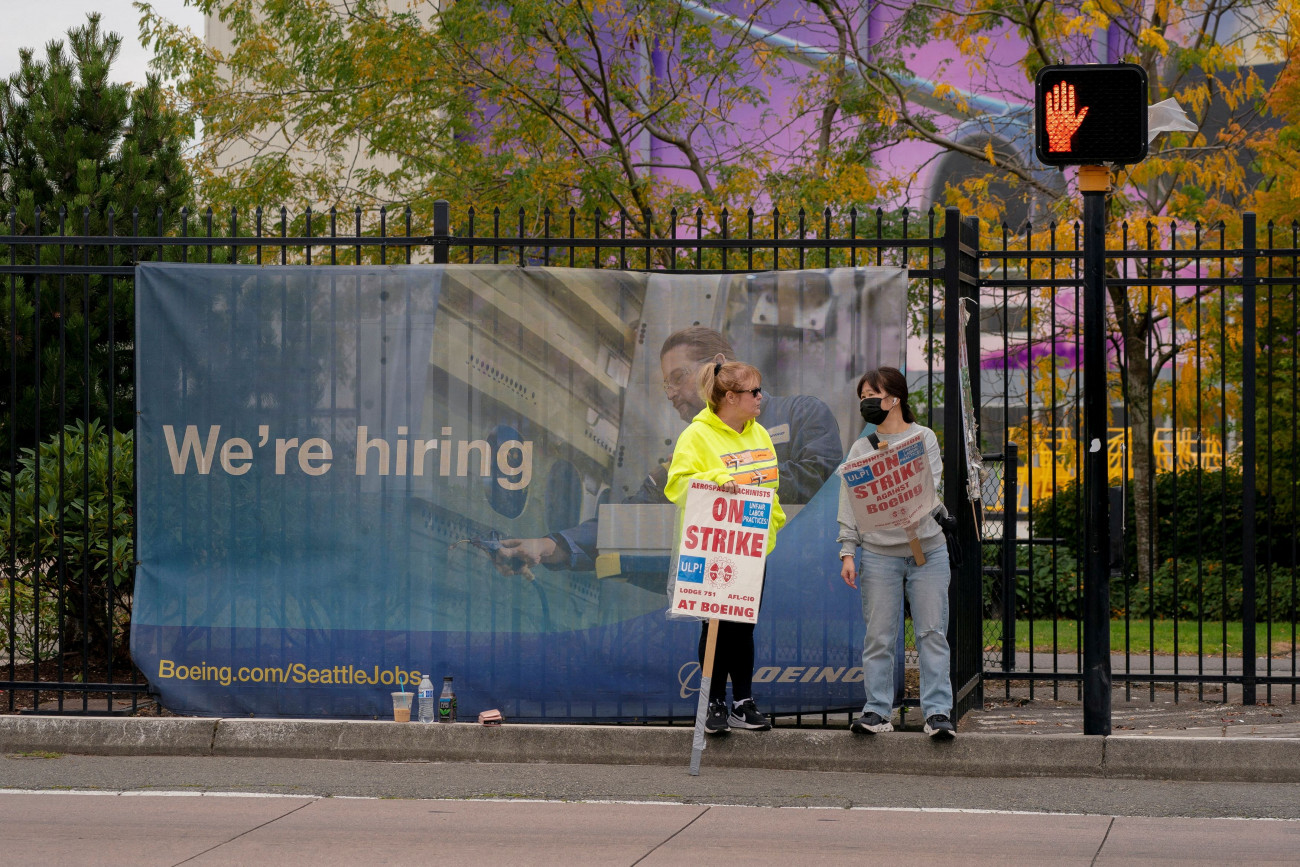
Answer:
[{"xmin": 697, "ymin": 619, "xmax": 756, "ymax": 704}]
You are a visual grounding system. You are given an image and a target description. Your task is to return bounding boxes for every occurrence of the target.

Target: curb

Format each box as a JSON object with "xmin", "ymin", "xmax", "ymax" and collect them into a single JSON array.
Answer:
[
  {"xmin": 1104, "ymin": 734, "xmax": 1300, "ymax": 783},
  {"xmin": 2, "ymin": 717, "xmax": 1298, "ymax": 783},
  {"xmin": 0, "ymin": 717, "xmax": 218, "ymax": 758}
]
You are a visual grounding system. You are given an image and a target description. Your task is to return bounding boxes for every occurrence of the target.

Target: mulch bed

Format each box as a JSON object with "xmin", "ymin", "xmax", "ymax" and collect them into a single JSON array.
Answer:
[{"xmin": 1, "ymin": 655, "xmax": 154, "ymax": 715}]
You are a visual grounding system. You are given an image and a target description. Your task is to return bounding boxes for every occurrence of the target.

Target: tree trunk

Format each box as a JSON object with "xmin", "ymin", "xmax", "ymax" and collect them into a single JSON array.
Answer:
[
  {"xmin": 1109, "ymin": 283, "xmax": 1157, "ymax": 590},
  {"xmin": 1125, "ymin": 347, "xmax": 1157, "ymax": 589}
]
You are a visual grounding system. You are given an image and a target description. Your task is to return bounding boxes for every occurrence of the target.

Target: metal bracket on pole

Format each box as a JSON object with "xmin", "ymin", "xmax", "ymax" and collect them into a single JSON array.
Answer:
[{"xmin": 1078, "ymin": 165, "xmax": 1110, "ymax": 193}]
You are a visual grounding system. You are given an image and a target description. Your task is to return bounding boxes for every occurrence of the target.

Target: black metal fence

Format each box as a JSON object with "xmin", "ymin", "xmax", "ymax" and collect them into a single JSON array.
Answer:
[
  {"xmin": 1, "ymin": 201, "xmax": 984, "ymax": 719},
  {"xmin": 4, "ymin": 199, "xmax": 1296, "ymax": 719},
  {"xmin": 978, "ymin": 214, "xmax": 1300, "ymax": 705}
]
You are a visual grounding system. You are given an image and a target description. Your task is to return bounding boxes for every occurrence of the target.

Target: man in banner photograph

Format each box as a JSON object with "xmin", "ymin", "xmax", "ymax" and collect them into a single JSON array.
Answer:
[{"xmin": 489, "ymin": 326, "xmax": 840, "ymax": 580}]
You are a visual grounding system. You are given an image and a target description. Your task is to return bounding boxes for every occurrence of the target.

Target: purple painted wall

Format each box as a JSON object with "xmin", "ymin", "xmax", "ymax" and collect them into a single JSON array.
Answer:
[{"xmin": 636, "ymin": 0, "xmax": 1061, "ymax": 210}]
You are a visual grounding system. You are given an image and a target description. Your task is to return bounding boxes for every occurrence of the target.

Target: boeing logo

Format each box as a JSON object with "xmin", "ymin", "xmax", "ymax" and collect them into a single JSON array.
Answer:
[{"xmin": 677, "ymin": 662, "xmax": 865, "ymax": 697}]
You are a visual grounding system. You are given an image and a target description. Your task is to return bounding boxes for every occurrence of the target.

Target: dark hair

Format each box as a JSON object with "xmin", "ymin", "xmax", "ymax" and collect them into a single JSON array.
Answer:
[
  {"xmin": 698, "ymin": 360, "xmax": 761, "ymax": 412},
  {"xmin": 856, "ymin": 366, "xmax": 915, "ymax": 424},
  {"xmin": 660, "ymin": 326, "xmax": 736, "ymax": 362}
]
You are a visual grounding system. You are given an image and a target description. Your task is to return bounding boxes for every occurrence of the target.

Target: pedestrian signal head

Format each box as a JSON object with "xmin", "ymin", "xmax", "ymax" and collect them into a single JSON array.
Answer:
[{"xmin": 1034, "ymin": 64, "xmax": 1148, "ymax": 166}]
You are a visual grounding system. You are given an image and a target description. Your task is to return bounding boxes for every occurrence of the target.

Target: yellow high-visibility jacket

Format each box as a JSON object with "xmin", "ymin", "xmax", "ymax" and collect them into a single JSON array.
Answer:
[{"xmin": 665, "ymin": 406, "xmax": 787, "ymax": 554}]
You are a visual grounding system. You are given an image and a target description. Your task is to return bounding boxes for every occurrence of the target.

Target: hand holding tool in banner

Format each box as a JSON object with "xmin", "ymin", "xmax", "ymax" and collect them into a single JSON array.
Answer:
[{"xmin": 450, "ymin": 532, "xmax": 535, "ymax": 581}]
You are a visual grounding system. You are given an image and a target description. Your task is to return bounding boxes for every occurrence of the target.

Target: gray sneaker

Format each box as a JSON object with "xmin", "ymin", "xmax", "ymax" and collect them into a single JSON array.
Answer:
[
  {"xmin": 850, "ymin": 711, "xmax": 894, "ymax": 734},
  {"xmin": 924, "ymin": 714, "xmax": 956, "ymax": 739}
]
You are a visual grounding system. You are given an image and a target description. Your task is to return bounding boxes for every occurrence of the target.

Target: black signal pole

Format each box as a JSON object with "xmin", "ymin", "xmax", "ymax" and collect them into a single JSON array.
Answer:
[
  {"xmin": 1034, "ymin": 64, "xmax": 1145, "ymax": 736},
  {"xmin": 1079, "ymin": 164, "xmax": 1112, "ymax": 735}
]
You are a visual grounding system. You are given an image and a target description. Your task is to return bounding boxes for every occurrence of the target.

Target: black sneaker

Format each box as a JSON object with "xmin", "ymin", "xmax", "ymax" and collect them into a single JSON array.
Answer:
[
  {"xmin": 850, "ymin": 711, "xmax": 893, "ymax": 734},
  {"xmin": 924, "ymin": 714, "xmax": 956, "ymax": 739},
  {"xmin": 704, "ymin": 700, "xmax": 730, "ymax": 735},
  {"xmin": 728, "ymin": 698, "xmax": 771, "ymax": 731}
]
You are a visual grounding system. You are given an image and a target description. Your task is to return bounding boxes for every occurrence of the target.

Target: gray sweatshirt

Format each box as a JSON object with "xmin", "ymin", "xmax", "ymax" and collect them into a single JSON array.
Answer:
[{"xmin": 836, "ymin": 423, "xmax": 945, "ymax": 560}]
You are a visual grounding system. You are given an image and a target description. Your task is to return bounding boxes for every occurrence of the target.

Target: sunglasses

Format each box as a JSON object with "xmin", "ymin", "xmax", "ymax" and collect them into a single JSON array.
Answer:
[{"xmin": 734, "ymin": 387, "xmax": 762, "ymax": 398}]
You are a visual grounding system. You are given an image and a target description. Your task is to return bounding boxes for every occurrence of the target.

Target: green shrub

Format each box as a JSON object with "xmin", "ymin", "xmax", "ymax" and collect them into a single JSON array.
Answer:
[
  {"xmin": 1019, "ymin": 544, "xmax": 1083, "ymax": 619},
  {"xmin": 0, "ymin": 570, "xmax": 60, "ymax": 664},
  {"xmin": 0, "ymin": 420, "xmax": 133, "ymax": 662},
  {"xmin": 982, "ymin": 541, "xmax": 1300, "ymax": 621},
  {"xmin": 995, "ymin": 467, "xmax": 1300, "ymax": 621},
  {"xmin": 981, "ymin": 540, "xmax": 1083, "ymax": 620},
  {"xmin": 1121, "ymin": 557, "xmax": 1298, "ymax": 621},
  {"xmin": 1030, "ymin": 468, "xmax": 1299, "ymax": 570}
]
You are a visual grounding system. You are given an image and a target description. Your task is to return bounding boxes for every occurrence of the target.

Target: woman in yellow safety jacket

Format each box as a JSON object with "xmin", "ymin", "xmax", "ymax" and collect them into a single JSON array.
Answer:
[{"xmin": 665, "ymin": 355, "xmax": 786, "ymax": 735}]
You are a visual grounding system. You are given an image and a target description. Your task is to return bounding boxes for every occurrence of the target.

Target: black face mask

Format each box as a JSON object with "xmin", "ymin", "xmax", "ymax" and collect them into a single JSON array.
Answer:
[{"xmin": 860, "ymin": 397, "xmax": 890, "ymax": 425}]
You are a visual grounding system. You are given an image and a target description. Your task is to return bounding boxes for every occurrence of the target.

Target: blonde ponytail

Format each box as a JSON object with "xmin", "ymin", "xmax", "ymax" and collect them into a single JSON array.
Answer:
[{"xmin": 697, "ymin": 354, "xmax": 762, "ymax": 412}]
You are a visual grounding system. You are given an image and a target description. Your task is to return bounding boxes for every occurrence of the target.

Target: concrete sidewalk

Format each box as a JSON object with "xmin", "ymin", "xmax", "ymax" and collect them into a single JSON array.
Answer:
[
  {"xmin": 6, "ymin": 791, "xmax": 1298, "ymax": 865},
  {"xmin": 3, "ymin": 712, "xmax": 1300, "ymax": 784}
]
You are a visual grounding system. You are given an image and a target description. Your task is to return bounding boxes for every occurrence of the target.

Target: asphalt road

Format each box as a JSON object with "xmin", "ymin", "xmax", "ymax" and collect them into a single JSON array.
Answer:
[{"xmin": 3, "ymin": 754, "xmax": 1300, "ymax": 819}]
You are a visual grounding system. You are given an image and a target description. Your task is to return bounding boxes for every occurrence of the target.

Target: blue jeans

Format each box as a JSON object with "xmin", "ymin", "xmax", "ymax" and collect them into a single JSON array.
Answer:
[
  {"xmin": 859, "ymin": 545, "xmax": 952, "ymax": 719},
  {"xmin": 889, "ymin": 606, "xmax": 906, "ymax": 709}
]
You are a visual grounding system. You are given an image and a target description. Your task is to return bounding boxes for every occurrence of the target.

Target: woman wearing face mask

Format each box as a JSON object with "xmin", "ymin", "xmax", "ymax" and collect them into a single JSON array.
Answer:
[
  {"xmin": 665, "ymin": 355, "xmax": 786, "ymax": 735},
  {"xmin": 837, "ymin": 366, "xmax": 955, "ymax": 739}
]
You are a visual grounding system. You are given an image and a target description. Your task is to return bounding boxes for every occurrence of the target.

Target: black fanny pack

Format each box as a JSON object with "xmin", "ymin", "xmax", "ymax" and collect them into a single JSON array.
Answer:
[{"xmin": 934, "ymin": 507, "xmax": 963, "ymax": 568}]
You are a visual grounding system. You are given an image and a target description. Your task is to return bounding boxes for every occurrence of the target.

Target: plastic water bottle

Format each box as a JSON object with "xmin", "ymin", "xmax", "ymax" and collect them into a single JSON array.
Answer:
[
  {"xmin": 417, "ymin": 675, "xmax": 435, "ymax": 724},
  {"xmin": 438, "ymin": 676, "xmax": 457, "ymax": 723}
]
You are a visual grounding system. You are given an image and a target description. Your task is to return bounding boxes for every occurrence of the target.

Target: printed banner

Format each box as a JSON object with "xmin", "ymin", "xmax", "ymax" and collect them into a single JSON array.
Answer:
[
  {"xmin": 132, "ymin": 263, "xmax": 907, "ymax": 720},
  {"xmin": 840, "ymin": 432, "xmax": 939, "ymax": 532},
  {"xmin": 671, "ymin": 482, "xmax": 771, "ymax": 624}
]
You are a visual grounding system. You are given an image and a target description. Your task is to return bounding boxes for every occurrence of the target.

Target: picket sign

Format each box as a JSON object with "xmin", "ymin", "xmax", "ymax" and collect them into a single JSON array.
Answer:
[
  {"xmin": 671, "ymin": 480, "xmax": 774, "ymax": 775},
  {"xmin": 839, "ymin": 431, "xmax": 939, "ymax": 564}
]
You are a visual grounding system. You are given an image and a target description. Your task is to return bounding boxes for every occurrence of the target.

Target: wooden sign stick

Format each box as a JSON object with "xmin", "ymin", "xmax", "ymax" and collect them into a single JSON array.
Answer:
[
  {"xmin": 878, "ymin": 435, "xmax": 928, "ymax": 565},
  {"xmin": 907, "ymin": 526, "xmax": 927, "ymax": 565},
  {"xmin": 689, "ymin": 617, "xmax": 720, "ymax": 776}
]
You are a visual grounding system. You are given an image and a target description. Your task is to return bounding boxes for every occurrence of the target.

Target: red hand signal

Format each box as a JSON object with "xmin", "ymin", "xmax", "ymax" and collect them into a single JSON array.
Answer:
[{"xmin": 1045, "ymin": 82, "xmax": 1089, "ymax": 153}]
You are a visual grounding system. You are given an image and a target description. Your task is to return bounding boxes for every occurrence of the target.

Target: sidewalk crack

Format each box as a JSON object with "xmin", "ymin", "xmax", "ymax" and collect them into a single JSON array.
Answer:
[
  {"xmin": 171, "ymin": 797, "xmax": 315, "ymax": 866},
  {"xmin": 1090, "ymin": 816, "xmax": 1115, "ymax": 866},
  {"xmin": 630, "ymin": 805, "xmax": 710, "ymax": 866}
]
